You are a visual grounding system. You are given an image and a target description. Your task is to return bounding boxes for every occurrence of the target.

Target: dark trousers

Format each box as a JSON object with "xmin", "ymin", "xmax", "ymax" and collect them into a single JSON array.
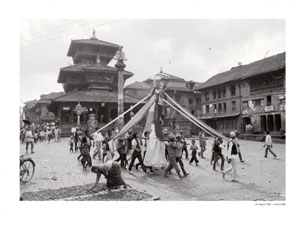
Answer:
[
  {"xmin": 213, "ymin": 151, "xmax": 224, "ymax": 170},
  {"xmin": 81, "ymin": 154, "xmax": 92, "ymax": 168},
  {"xmin": 176, "ymin": 157, "xmax": 187, "ymax": 175},
  {"xmin": 128, "ymin": 150, "xmax": 146, "ymax": 171},
  {"xmin": 70, "ymin": 143, "xmax": 74, "ymax": 152},
  {"xmin": 169, "ymin": 157, "xmax": 187, "ymax": 175},
  {"xmin": 115, "ymin": 149, "xmax": 128, "ymax": 167},
  {"xmin": 190, "ymin": 151, "xmax": 199, "ymax": 164},
  {"xmin": 120, "ymin": 153, "xmax": 128, "ymax": 167},
  {"xmin": 265, "ymin": 145, "xmax": 276, "ymax": 157},
  {"xmin": 165, "ymin": 148, "xmax": 169, "ymax": 161},
  {"xmin": 165, "ymin": 156, "xmax": 180, "ymax": 173},
  {"xmin": 75, "ymin": 141, "xmax": 78, "ymax": 151},
  {"xmin": 25, "ymin": 141, "xmax": 34, "ymax": 152},
  {"xmin": 136, "ymin": 151, "xmax": 152, "ymax": 170},
  {"xmin": 210, "ymin": 151, "xmax": 215, "ymax": 164},
  {"xmin": 182, "ymin": 146, "xmax": 189, "ymax": 159},
  {"xmin": 199, "ymin": 144, "xmax": 206, "ymax": 158}
]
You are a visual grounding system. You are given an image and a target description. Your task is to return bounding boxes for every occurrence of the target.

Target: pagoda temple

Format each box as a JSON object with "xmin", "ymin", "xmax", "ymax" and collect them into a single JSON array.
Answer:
[{"xmin": 48, "ymin": 31, "xmax": 141, "ymax": 135}]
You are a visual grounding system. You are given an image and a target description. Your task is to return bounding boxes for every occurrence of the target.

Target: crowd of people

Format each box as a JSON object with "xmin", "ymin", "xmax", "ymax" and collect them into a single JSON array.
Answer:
[
  {"xmin": 20, "ymin": 122, "xmax": 63, "ymax": 154},
  {"xmin": 21, "ymin": 122, "xmax": 279, "ymax": 189},
  {"xmin": 20, "ymin": 122, "xmax": 62, "ymax": 145},
  {"xmin": 72, "ymin": 126, "xmax": 253, "ymax": 189}
]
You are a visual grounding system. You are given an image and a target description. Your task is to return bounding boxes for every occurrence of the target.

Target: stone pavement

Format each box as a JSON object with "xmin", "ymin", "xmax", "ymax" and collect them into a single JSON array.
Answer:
[{"xmin": 20, "ymin": 138, "xmax": 285, "ymax": 201}]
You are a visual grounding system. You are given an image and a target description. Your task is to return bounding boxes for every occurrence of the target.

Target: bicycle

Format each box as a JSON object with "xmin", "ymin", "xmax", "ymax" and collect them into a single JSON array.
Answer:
[{"xmin": 20, "ymin": 154, "xmax": 35, "ymax": 183}]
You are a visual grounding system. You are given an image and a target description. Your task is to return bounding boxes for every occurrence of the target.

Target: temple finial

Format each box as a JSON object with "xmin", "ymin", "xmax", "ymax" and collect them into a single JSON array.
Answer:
[{"xmin": 91, "ymin": 29, "xmax": 98, "ymax": 40}]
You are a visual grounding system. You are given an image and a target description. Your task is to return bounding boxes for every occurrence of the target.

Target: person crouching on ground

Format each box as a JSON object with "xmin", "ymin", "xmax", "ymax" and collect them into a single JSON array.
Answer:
[
  {"xmin": 221, "ymin": 131, "xmax": 239, "ymax": 182},
  {"xmin": 189, "ymin": 140, "xmax": 199, "ymax": 166},
  {"xmin": 89, "ymin": 160, "xmax": 127, "ymax": 191}
]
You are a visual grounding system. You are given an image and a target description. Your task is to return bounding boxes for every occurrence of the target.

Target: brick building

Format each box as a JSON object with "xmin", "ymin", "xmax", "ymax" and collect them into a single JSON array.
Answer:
[
  {"xmin": 194, "ymin": 52, "xmax": 285, "ymax": 136},
  {"xmin": 23, "ymin": 92, "xmax": 65, "ymax": 123}
]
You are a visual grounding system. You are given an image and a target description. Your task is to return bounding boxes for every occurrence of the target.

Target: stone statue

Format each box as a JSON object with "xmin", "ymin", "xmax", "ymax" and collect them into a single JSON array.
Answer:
[{"xmin": 114, "ymin": 46, "xmax": 127, "ymax": 61}]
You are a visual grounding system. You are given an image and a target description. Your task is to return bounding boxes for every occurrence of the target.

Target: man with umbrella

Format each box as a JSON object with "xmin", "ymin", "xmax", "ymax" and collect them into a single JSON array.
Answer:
[{"xmin": 23, "ymin": 120, "xmax": 34, "ymax": 154}]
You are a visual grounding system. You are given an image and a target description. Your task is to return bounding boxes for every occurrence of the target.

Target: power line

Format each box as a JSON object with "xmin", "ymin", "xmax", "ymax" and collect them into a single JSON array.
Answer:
[
  {"xmin": 21, "ymin": 19, "xmax": 121, "ymax": 45},
  {"xmin": 21, "ymin": 19, "xmax": 123, "ymax": 47},
  {"xmin": 21, "ymin": 19, "xmax": 83, "ymax": 39},
  {"xmin": 21, "ymin": 19, "xmax": 105, "ymax": 43}
]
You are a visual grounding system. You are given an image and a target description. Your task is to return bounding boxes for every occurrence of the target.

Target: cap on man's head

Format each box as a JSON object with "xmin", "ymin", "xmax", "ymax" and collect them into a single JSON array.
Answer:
[
  {"xmin": 230, "ymin": 131, "xmax": 236, "ymax": 138},
  {"xmin": 168, "ymin": 133, "xmax": 175, "ymax": 139}
]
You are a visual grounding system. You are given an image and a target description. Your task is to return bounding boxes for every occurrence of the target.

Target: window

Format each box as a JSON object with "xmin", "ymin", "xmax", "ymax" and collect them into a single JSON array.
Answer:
[
  {"xmin": 213, "ymin": 89, "xmax": 216, "ymax": 99},
  {"xmin": 222, "ymin": 87, "xmax": 226, "ymax": 98},
  {"xmin": 231, "ymin": 101, "xmax": 236, "ymax": 112},
  {"xmin": 196, "ymin": 98, "xmax": 201, "ymax": 104},
  {"xmin": 217, "ymin": 89, "xmax": 222, "ymax": 99},
  {"xmin": 223, "ymin": 102, "xmax": 227, "ymax": 112},
  {"xmin": 204, "ymin": 92, "xmax": 209, "ymax": 101},
  {"xmin": 230, "ymin": 84, "xmax": 236, "ymax": 96},
  {"xmin": 218, "ymin": 103, "xmax": 222, "ymax": 112},
  {"xmin": 205, "ymin": 105, "xmax": 210, "ymax": 114},
  {"xmin": 213, "ymin": 104, "xmax": 217, "ymax": 114},
  {"xmin": 253, "ymin": 99, "xmax": 263, "ymax": 107},
  {"xmin": 189, "ymin": 98, "xmax": 193, "ymax": 104},
  {"xmin": 266, "ymin": 95, "xmax": 272, "ymax": 106},
  {"xmin": 61, "ymin": 110, "xmax": 70, "ymax": 122},
  {"xmin": 191, "ymin": 110, "xmax": 195, "ymax": 115},
  {"xmin": 175, "ymin": 95, "xmax": 181, "ymax": 103},
  {"xmin": 242, "ymin": 101, "xmax": 249, "ymax": 108}
]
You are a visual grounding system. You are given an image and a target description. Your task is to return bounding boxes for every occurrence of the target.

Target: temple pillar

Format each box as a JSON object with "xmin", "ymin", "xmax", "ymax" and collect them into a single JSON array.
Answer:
[{"xmin": 114, "ymin": 46, "xmax": 126, "ymax": 130}]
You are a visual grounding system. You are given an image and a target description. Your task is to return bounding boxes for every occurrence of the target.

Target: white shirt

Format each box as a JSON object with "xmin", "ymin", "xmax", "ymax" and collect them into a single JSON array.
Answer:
[
  {"xmin": 25, "ymin": 130, "xmax": 33, "ymax": 142},
  {"xmin": 265, "ymin": 135, "xmax": 272, "ymax": 145},
  {"xmin": 94, "ymin": 132, "xmax": 104, "ymax": 142},
  {"xmin": 132, "ymin": 139, "xmax": 140, "ymax": 151}
]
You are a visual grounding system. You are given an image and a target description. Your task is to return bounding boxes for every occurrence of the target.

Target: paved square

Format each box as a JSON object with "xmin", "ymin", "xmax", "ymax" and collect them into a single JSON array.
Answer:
[{"xmin": 20, "ymin": 138, "xmax": 285, "ymax": 201}]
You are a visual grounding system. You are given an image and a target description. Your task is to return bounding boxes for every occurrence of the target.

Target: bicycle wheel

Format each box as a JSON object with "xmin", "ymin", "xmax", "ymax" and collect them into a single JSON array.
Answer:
[{"xmin": 20, "ymin": 159, "xmax": 35, "ymax": 183}]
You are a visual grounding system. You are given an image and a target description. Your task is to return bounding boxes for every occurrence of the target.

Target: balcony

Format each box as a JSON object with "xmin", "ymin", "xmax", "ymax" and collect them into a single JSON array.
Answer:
[
  {"xmin": 201, "ymin": 111, "xmax": 240, "ymax": 119},
  {"xmin": 242, "ymin": 104, "xmax": 284, "ymax": 115}
]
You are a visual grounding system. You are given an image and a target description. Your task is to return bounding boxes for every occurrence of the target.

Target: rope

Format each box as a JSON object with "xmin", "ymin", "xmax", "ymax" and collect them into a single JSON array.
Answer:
[
  {"xmin": 163, "ymin": 99, "xmax": 216, "ymax": 138},
  {"xmin": 92, "ymin": 93, "xmax": 151, "ymax": 136},
  {"xmin": 163, "ymin": 95, "xmax": 229, "ymax": 141}
]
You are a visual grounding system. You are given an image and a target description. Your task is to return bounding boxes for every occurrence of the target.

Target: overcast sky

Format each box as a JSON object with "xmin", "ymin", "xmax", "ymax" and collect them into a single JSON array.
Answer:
[{"xmin": 20, "ymin": 19, "xmax": 285, "ymax": 103}]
